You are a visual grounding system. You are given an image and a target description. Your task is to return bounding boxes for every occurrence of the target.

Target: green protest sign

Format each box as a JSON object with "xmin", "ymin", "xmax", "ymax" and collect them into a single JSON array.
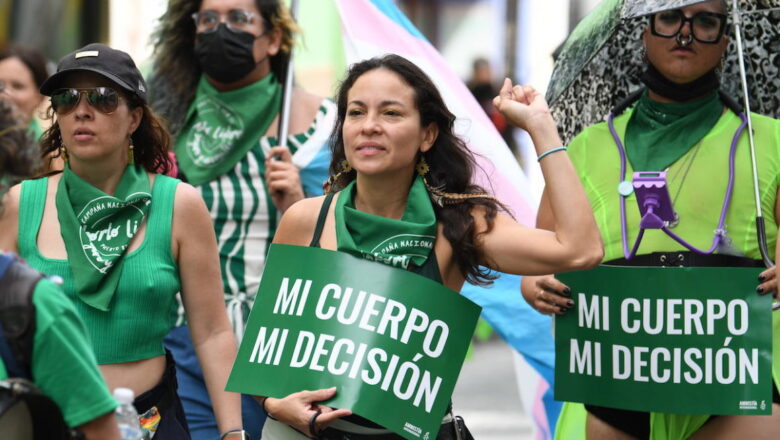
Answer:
[
  {"xmin": 556, "ymin": 265, "xmax": 772, "ymax": 415},
  {"xmin": 226, "ymin": 244, "xmax": 481, "ymax": 440}
]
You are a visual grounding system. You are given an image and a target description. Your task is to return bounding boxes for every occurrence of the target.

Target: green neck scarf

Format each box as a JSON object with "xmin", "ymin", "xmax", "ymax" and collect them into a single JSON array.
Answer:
[
  {"xmin": 335, "ymin": 176, "xmax": 437, "ymax": 270},
  {"xmin": 625, "ymin": 90, "xmax": 723, "ymax": 171},
  {"xmin": 175, "ymin": 74, "xmax": 282, "ymax": 185},
  {"xmin": 56, "ymin": 164, "xmax": 151, "ymax": 311}
]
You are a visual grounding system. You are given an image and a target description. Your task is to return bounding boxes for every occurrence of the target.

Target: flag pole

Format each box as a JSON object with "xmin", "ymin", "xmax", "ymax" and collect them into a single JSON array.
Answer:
[{"xmin": 277, "ymin": 0, "xmax": 300, "ymax": 151}]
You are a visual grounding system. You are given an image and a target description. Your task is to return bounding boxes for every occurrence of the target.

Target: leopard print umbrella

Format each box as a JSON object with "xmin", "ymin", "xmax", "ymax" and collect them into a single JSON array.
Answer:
[{"xmin": 547, "ymin": 0, "xmax": 780, "ymax": 144}]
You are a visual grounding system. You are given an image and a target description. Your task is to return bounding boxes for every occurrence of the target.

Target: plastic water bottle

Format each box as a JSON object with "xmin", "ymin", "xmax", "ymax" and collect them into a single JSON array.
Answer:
[{"xmin": 113, "ymin": 387, "xmax": 144, "ymax": 440}]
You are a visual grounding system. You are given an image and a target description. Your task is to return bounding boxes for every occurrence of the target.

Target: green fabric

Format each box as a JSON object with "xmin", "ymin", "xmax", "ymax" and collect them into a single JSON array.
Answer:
[
  {"xmin": 559, "ymin": 109, "xmax": 780, "ymax": 440},
  {"xmin": 171, "ymin": 100, "xmax": 337, "ymax": 334},
  {"xmin": 28, "ymin": 118, "xmax": 43, "ymax": 140},
  {"xmin": 55, "ymin": 164, "xmax": 151, "ymax": 311},
  {"xmin": 553, "ymin": 402, "xmax": 586, "ymax": 440},
  {"xmin": 0, "ymin": 277, "xmax": 117, "ymax": 427},
  {"xmin": 19, "ymin": 175, "xmax": 181, "ymax": 364},
  {"xmin": 335, "ymin": 176, "xmax": 437, "ymax": 270},
  {"xmin": 625, "ymin": 90, "xmax": 723, "ymax": 171},
  {"xmin": 175, "ymin": 74, "xmax": 282, "ymax": 185},
  {"xmin": 568, "ymin": 108, "xmax": 778, "ymax": 262}
]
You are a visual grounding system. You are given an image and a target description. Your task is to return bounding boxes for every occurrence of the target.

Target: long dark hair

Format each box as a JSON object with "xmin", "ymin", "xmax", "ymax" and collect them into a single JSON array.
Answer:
[
  {"xmin": 148, "ymin": 0, "xmax": 298, "ymax": 135},
  {"xmin": 40, "ymin": 90, "xmax": 171, "ymax": 175},
  {"xmin": 329, "ymin": 54, "xmax": 503, "ymax": 285}
]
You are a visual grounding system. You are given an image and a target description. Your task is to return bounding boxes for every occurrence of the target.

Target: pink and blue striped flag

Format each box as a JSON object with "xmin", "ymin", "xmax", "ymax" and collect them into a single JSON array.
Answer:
[{"xmin": 334, "ymin": 1, "xmax": 560, "ymax": 438}]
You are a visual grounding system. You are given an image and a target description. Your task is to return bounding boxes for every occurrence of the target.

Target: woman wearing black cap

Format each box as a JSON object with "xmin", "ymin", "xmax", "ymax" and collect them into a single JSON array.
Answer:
[{"xmin": 0, "ymin": 43, "xmax": 245, "ymax": 439}]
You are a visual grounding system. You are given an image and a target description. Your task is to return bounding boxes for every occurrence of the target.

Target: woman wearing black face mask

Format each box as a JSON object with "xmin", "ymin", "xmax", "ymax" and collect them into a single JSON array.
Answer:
[
  {"xmin": 522, "ymin": 1, "xmax": 780, "ymax": 439},
  {"xmin": 148, "ymin": 1, "xmax": 336, "ymax": 439}
]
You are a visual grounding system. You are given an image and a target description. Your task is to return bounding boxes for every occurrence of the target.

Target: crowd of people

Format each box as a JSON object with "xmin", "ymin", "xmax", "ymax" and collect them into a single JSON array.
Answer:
[{"xmin": 0, "ymin": 0, "xmax": 777, "ymax": 439}]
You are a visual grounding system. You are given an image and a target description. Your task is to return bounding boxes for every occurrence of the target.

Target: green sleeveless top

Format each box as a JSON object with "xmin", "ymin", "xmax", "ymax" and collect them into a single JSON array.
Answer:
[
  {"xmin": 556, "ymin": 109, "xmax": 780, "ymax": 440},
  {"xmin": 18, "ymin": 174, "xmax": 182, "ymax": 364},
  {"xmin": 569, "ymin": 109, "xmax": 778, "ymax": 262}
]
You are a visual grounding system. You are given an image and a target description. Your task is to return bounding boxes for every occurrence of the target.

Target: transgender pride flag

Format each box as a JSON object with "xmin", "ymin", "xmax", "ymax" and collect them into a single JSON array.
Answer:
[{"xmin": 333, "ymin": 1, "xmax": 560, "ymax": 438}]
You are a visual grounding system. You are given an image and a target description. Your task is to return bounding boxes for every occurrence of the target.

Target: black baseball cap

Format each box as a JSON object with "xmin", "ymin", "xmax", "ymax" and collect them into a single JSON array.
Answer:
[{"xmin": 39, "ymin": 43, "xmax": 147, "ymax": 102}]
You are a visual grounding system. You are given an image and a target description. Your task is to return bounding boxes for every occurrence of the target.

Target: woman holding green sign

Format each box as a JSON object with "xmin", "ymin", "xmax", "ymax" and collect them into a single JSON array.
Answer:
[
  {"xmin": 521, "ymin": 1, "xmax": 780, "ymax": 439},
  {"xmin": 260, "ymin": 54, "xmax": 603, "ymax": 439}
]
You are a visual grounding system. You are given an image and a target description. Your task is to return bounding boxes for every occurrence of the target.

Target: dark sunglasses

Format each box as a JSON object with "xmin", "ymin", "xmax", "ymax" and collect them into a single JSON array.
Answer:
[
  {"xmin": 650, "ymin": 9, "xmax": 728, "ymax": 44},
  {"xmin": 50, "ymin": 87, "xmax": 123, "ymax": 115}
]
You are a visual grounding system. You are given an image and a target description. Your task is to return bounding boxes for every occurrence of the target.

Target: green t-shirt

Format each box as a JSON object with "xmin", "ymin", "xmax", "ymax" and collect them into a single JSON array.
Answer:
[{"xmin": 0, "ymin": 278, "xmax": 117, "ymax": 427}]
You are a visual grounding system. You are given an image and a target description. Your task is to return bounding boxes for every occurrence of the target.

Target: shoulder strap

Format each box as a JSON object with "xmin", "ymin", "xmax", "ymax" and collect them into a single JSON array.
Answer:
[
  {"xmin": 309, "ymin": 193, "xmax": 335, "ymax": 248},
  {"xmin": 0, "ymin": 256, "xmax": 44, "ymax": 380}
]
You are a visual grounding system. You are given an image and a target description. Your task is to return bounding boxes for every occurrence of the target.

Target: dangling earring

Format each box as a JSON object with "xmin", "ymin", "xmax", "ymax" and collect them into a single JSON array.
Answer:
[
  {"xmin": 128, "ymin": 143, "xmax": 135, "ymax": 165},
  {"xmin": 58, "ymin": 132, "xmax": 69, "ymax": 161},
  {"xmin": 641, "ymin": 44, "xmax": 648, "ymax": 63},
  {"xmin": 324, "ymin": 159, "xmax": 353, "ymax": 194},
  {"xmin": 416, "ymin": 156, "xmax": 430, "ymax": 176}
]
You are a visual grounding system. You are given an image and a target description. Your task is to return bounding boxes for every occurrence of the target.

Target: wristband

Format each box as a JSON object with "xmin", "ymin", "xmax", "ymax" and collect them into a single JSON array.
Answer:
[
  {"xmin": 220, "ymin": 429, "xmax": 249, "ymax": 440},
  {"xmin": 537, "ymin": 146, "xmax": 567, "ymax": 162}
]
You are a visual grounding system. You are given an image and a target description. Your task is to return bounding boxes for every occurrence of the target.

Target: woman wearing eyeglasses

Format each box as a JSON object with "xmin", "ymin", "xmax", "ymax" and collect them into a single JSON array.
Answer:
[
  {"xmin": 148, "ymin": 0, "xmax": 334, "ymax": 438},
  {"xmin": 0, "ymin": 43, "xmax": 244, "ymax": 439},
  {"xmin": 522, "ymin": 1, "xmax": 780, "ymax": 439}
]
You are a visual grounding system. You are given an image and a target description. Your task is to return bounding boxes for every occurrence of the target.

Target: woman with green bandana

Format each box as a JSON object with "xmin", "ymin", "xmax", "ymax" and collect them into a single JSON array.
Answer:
[
  {"xmin": 0, "ymin": 97, "xmax": 120, "ymax": 439},
  {"xmin": 257, "ymin": 54, "xmax": 603, "ymax": 440},
  {"xmin": 0, "ymin": 43, "xmax": 243, "ymax": 439},
  {"xmin": 521, "ymin": 1, "xmax": 780, "ymax": 439},
  {"xmin": 148, "ymin": 0, "xmax": 334, "ymax": 438}
]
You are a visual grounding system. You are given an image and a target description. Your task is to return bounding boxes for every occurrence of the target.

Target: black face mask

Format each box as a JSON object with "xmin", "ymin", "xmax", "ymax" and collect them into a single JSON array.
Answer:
[
  {"xmin": 641, "ymin": 62, "xmax": 720, "ymax": 102},
  {"xmin": 194, "ymin": 24, "xmax": 258, "ymax": 84}
]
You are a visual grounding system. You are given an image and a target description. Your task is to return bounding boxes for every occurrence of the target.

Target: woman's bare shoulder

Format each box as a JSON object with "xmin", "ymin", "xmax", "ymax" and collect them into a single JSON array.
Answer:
[{"xmin": 274, "ymin": 195, "xmax": 328, "ymax": 246}]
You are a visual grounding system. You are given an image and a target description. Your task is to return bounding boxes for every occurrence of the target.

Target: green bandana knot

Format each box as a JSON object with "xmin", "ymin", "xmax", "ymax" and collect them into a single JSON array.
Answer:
[
  {"xmin": 175, "ymin": 74, "xmax": 282, "ymax": 185},
  {"xmin": 56, "ymin": 164, "xmax": 151, "ymax": 311},
  {"xmin": 335, "ymin": 176, "xmax": 437, "ymax": 269},
  {"xmin": 625, "ymin": 90, "xmax": 723, "ymax": 172}
]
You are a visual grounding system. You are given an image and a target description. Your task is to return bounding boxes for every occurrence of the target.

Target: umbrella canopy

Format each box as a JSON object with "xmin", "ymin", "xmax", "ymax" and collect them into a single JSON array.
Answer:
[{"xmin": 547, "ymin": 0, "xmax": 780, "ymax": 144}]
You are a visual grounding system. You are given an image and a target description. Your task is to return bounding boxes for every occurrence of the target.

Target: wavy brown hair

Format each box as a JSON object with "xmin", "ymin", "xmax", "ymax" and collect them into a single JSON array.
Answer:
[
  {"xmin": 40, "ymin": 91, "xmax": 172, "ymax": 175},
  {"xmin": 329, "ymin": 55, "xmax": 506, "ymax": 285},
  {"xmin": 148, "ymin": 0, "xmax": 298, "ymax": 135}
]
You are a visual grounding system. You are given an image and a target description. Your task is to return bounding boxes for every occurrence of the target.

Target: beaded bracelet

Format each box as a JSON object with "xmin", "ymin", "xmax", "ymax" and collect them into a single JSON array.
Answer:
[{"xmin": 537, "ymin": 146, "xmax": 568, "ymax": 162}]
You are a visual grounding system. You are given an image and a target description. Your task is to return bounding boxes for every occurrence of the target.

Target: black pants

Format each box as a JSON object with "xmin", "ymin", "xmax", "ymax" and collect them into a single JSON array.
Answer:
[{"xmin": 134, "ymin": 350, "xmax": 191, "ymax": 439}]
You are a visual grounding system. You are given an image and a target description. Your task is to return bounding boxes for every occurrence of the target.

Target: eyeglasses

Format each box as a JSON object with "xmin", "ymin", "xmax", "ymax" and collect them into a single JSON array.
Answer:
[
  {"xmin": 651, "ymin": 10, "xmax": 728, "ymax": 44},
  {"xmin": 50, "ymin": 88, "xmax": 122, "ymax": 115},
  {"xmin": 192, "ymin": 9, "xmax": 260, "ymax": 33}
]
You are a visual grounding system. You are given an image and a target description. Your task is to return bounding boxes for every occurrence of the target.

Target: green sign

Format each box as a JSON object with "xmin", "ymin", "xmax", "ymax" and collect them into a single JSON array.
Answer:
[
  {"xmin": 226, "ymin": 244, "xmax": 481, "ymax": 440},
  {"xmin": 556, "ymin": 265, "xmax": 772, "ymax": 415}
]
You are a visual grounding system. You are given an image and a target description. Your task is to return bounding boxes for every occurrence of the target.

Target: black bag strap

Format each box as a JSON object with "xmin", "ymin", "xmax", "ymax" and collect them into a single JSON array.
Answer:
[{"xmin": 0, "ymin": 254, "xmax": 44, "ymax": 380}]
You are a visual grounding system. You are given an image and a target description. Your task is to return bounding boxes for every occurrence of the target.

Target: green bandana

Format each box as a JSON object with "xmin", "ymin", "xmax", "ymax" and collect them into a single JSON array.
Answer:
[
  {"xmin": 56, "ymin": 164, "xmax": 151, "ymax": 311},
  {"xmin": 625, "ymin": 90, "xmax": 723, "ymax": 171},
  {"xmin": 175, "ymin": 74, "xmax": 282, "ymax": 185},
  {"xmin": 335, "ymin": 176, "xmax": 437, "ymax": 269}
]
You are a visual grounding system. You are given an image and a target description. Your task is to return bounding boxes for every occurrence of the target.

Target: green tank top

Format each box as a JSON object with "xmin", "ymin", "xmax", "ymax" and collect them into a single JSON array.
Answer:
[
  {"xmin": 569, "ymin": 109, "xmax": 778, "ymax": 262},
  {"xmin": 18, "ymin": 174, "xmax": 182, "ymax": 364}
]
